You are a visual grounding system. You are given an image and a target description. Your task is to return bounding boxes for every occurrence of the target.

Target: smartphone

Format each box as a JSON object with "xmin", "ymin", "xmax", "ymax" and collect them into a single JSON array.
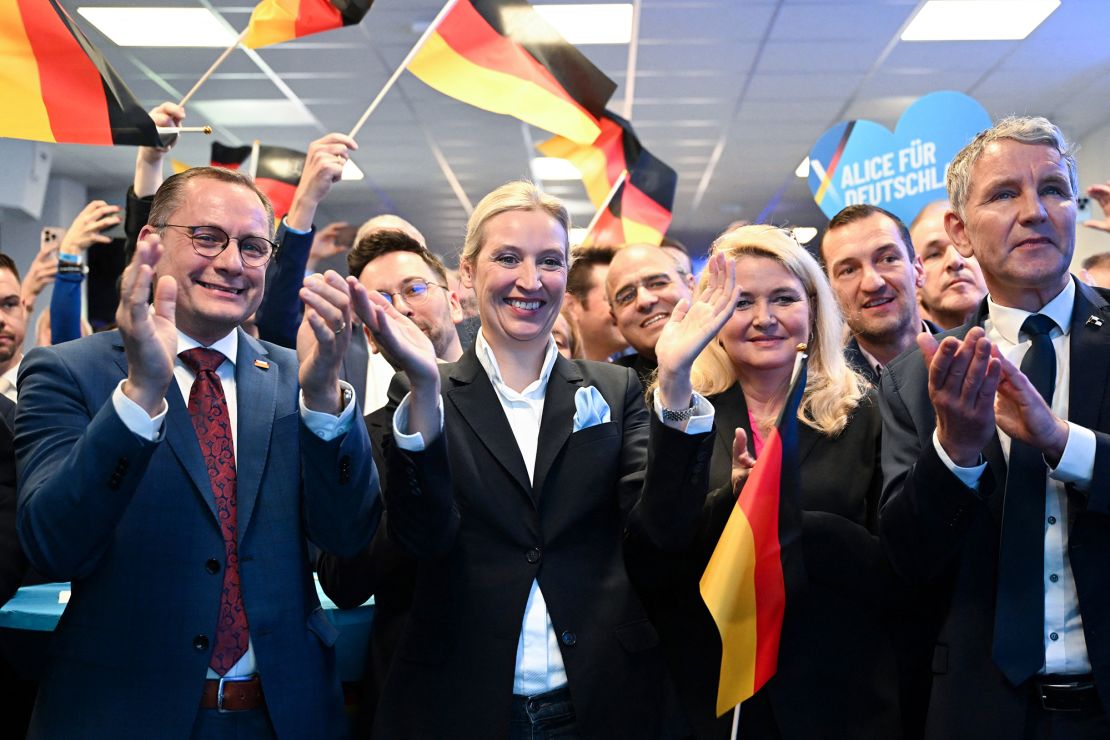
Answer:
[{"xmin": 40, "ymin": 227, "xmax": 62, "ymax": 255}]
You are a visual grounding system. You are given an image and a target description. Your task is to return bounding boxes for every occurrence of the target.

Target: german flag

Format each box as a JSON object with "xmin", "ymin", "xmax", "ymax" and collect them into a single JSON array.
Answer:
[
  {"xmin": 700, "ymin": 354, "xmax": 807, "ymax": 716},
  {"xmin": 408, "ymin": 0, "xmax": 616, "ymax": 145},
  {"xmin": 243, "ymin": 0, "xmax": 374, "ymax": 49},
  {"xmin": 552, "ymin": 111, "xmax": 676, "ymax": 246},
  {"xmin": 210, "ymin": 142, "xmax": 305, "ymax": 219},
  {"xmin": 0, "ymin": 0, "xmax": 159, "ymax": 147}
]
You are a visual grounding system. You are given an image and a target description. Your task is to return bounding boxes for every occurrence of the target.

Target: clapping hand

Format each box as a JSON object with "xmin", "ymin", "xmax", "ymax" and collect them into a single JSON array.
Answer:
[
  {"xmin": 297, "ymin": 271, "xmax": 353, "ymax": 414},
  {"xmin": 993, "ymin": 350, "xmax": 1069, "ymax": 465},
  {"xmin": 731, "ymin": 427, "xmax": 757, "ymax": 495},
  {"xmin": 117, "ymin": 232, "xmax": 178, "ymax": 416}
]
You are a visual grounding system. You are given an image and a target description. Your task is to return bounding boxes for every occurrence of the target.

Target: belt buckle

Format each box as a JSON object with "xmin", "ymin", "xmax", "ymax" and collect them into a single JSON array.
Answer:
[
  {"xmin": 1039, "ymin": 680, "xmax": 1086, "ymax": 713},
  {"xmin": 216, "ymin": 675, "xmax": 253, "ymax": 714}
]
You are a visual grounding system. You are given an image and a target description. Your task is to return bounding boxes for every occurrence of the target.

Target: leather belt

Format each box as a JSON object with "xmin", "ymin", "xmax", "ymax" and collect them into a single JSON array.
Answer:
[
  {"xmin": 200, "ymin": 675, "xmax": 264, "ymax": 712},
  {"xmin": 1035, "ymin": 674, "xmax": 1101, "ymax": 713}
]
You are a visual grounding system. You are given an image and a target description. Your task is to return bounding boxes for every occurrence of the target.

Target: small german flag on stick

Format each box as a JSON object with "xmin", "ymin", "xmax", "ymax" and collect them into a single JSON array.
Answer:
[
  {"xmin": 403, "ymin": 0, "xmax": 616, "ymax": 145},
  {"xmin": 700, "ymin": 350, "xmax": 808, "ymax": 721},
  {"xmin": 243, "ymin": 0, "xmax": 374, "ymax": 49},
  {"xmin": 0, "ymin": 0, "xmax": 159, "ymax": 147},
  {"xmin": 211, "ymin": 141, "xmax": 305, "ymax": 220}
]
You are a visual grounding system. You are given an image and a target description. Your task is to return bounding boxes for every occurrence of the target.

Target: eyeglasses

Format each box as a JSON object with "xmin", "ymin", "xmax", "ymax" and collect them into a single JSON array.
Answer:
[
  {"xmin": 160, "ymin": 224, "xmax": 277, "ymax": 267},
  {"xmin": 611, "ymin": 273, "xmax": 681, "ymax": 309},
  {"xmin": 378, "ymin": 278, "xmax": 448, "ymax": 306}
]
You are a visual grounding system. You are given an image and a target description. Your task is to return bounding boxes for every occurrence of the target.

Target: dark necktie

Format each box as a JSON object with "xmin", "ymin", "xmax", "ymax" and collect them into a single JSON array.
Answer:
[
  {"xmin": 992, "ymin": 313, "xmax": 1056, "ymax": 685},
  {"xmin": 179, "ymin": 348, "xmax": 249, "ymax": 675}
]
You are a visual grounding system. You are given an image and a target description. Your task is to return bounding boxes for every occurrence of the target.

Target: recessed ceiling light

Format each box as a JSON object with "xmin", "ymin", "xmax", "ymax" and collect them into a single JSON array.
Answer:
[
  {"xmin": 193, "ymin": 100, "xmax": 318, "ymax": 127},
  {"xmin": 508, "ymin": 4, "xmax": 633, "ymax": 45},
  {"xmin": 901, "ymin": 0, "xmax": 1060, "ymax": 41},
  {"xmin": 531, "ymin": 157, "xmax": 582, "ymax": 181},
  {"xmin": 795, "ymin": 157, "xmax": 810, "ymax": 178},
  {"xmin": 77, "ymin": 7, "xmax": 238, "ymax": 47}
]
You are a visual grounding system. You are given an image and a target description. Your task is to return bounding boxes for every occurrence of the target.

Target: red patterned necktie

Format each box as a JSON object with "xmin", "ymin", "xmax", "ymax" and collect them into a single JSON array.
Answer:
[{"xmin": 179, "ymin": 348, "xmax": 249, "ymax": 675}]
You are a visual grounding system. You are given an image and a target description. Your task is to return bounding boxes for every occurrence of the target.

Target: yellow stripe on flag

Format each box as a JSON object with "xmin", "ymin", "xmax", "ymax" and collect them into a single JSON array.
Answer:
[
  {"xmin": 409, "ymin": 32, "xmax": 602, "ymax": 145},
  {"xmin": 242, "ymin": 0, "xmax": 299, "ymax": 49},
  {"xmin": 700, "ymin": 505, "xmax": 759, "ymax": 716},
  {"xmin": 537, "ymin": 136, "xmax": 610, "ymax": 207},
  {"xmin": 0, "ymin": 0, "xmax": 57, "ymax": 143},
  {"xmin": 171, "ymin": 159, "xmax": 191, "ymax": 174},
  {"xmin": 622, "ymin": 219, "xmax": 664, "ymax": 246}
]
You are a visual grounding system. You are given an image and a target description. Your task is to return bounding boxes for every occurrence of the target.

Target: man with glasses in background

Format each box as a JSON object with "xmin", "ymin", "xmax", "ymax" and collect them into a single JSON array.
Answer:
[
  {"xmin": 15, "ymin": 166, "xmax": 381, "ymax": 739},
  {"xmin": 605, "ymin": 243, "xmax": 695, "ymax": 388},
  {"xmin": 345, "ymin": 227, "xmax": 464, "ymax": 413}
]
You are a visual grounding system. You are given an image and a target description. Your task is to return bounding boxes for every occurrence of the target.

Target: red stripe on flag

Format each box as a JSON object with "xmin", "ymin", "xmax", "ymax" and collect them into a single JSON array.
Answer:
[
  {"xmin": 18, "ymin": 0, "xmax": 113, "ymax": 145},
  {"xmin": 256, "ymin": 178, "xmax": 297, "ymax": 219},
  {"xmin": 738, "ymin": 430, "xmax": 786, "ymax": 687},
  {"xmin": 436, "ymin": 0, "xmax": 595, "ymax": 124},
  {"xmin": 620, "ymin": 183, "xmax": 672, "ymax": 234},
  {"xmin": 293, "ymin": 0, "xmax": 344, "ymax": 38}
]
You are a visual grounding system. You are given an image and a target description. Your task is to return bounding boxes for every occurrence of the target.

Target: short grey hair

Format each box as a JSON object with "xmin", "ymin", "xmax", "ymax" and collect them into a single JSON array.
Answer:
[{"xmin": 946, "ymin": 116, "xmax": 1077, "ymax": 220}]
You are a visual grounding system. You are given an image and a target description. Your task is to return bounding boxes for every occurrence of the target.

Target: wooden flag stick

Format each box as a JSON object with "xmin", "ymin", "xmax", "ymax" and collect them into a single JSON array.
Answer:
[
  {"xmin": 730, "ymin": 704, "xmax": 741, "ymax": 740},
  {"xmin": 248, "ymin": 139, "xmax": 261, "ymax": 181},
  {"xmin": 347, "ymin": 0, "xmax": 460, "ymax": 140},
  {"xmin": 178, "ymin": 28, "xmax": 249, "ymax": 107},
  {"xmin": 581, "ymin": 169, "xmax": 628, "ymax": 243},
  {"xmin": 156, "ymin": 126, "xmax": 212, "ymax": 136}
]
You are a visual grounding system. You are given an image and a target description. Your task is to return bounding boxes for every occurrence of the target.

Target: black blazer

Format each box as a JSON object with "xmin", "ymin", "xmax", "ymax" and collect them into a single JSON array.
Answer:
[
  {"xmin": 373, "ymin": 349, "xmax": 714, "ymax": 740},
  {"xmin": 639, "ymin": 382, "xmax": 901, "ymax": 739},
  {"xmin": 878, "ymin": 279, "xmax": 1110, "ymax": 739}
]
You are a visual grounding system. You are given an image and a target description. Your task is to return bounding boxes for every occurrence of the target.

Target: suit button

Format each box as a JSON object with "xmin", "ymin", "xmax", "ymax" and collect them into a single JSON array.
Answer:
[
  {"xmin": 560, "ymin": 630, "xmax": 576, "ymax": 647},
  {"xmin": 205, "ymin": 559, "xmax": 220, "ymax": 574},
  {"xmin": 525, "ymin": 548, "xmax": 541, "ymax": 564},
  {"xmin": 193, "ymin": 635, "xmax": 209, "ymax": 651}
]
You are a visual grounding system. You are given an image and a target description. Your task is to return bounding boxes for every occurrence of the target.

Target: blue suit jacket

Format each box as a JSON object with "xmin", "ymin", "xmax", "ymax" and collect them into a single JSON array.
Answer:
[{"xmin": 15, "ymin": 329, "xmax": 381, "ymax": 738}]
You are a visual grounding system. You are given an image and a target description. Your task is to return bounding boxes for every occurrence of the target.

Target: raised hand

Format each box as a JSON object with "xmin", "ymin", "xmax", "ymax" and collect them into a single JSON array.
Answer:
[
  {"xmin": 993, "ymin": 351, "xmax": 1069, "ymax": 465},
  {"xmin": 297, "ymin": 270, "xmax": 353, "ymax": 414},
  {"xmin": 135, "ymin": 102, "xmax": 186, "ymax": 198},
  {"xmin": 1085, "ymin": 181, "xmax": 1110, "ymax": 233},
  {"xmin": 60, "ymin": 200, "xmax": 121, "ymax": 255},
  {"xmin": 286, "ymin": 134, "xmax": 358, "ymax": 232},
  {"xmin": 118, "ymin": 232, "xmax": 178, "ymax": 416},
  {"xmin": 306, "ymin": 221, "xmax": 351, "ymax": 273},
  {"xmin": 348, "ymin": 278, "xmax": 438, "ymax": 387},
  {"xmin": 918, "ymin": 327, "xmax": 1001, "ymax": 467},
  {"xmin": 731, "ymin": 427, "xmax": 757, "ymax": 495},
  {"xmin": 654, "ymin": 251, "xmax": 740, "ymax": 411},
  {"xmin": 21, "ymin": 240, "xmax": 59, "ymax": 313}
]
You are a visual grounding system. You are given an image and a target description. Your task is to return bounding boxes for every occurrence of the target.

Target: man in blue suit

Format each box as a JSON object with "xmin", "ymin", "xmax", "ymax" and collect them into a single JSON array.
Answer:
[{"xmin": 15, "ymin": 165, "xmax": 381, "ymax": 738}]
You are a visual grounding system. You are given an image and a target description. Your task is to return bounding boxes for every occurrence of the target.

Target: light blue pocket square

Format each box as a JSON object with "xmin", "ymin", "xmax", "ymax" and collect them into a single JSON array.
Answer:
[{"xmin": 573, "ymin": 386, "xmax": 611, "ymax": 432}]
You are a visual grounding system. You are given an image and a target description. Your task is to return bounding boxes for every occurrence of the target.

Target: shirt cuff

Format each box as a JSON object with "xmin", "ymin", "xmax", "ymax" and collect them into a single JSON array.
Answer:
[
  {"xmin": 652, "ymin": 389, "xmax": 715, "ymax": 435},
  {"xmin": 299, "ymin": 380, "xmax": 357, "ymax": 441},
  {"xmin": 111, "ymin": 380, "xmax": 167, "ymax": 441},
  {"xmin": 1049, "ymin": 422, "xmax": 1095, "ymax": 487},
  {"xmin": 281, "ymin": 216, "xmax": 311, "ymax": 236},
  {"xmin": 392, "ymin": 392, "xmax": 445, "ymax": 451},
  {"xmin": 932, "ymin": 429, "xmax": 986, "ymax": 491}
]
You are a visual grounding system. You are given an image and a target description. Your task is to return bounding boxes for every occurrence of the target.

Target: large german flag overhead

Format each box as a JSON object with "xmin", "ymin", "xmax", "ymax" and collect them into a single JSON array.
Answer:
[
  {"xmin": 242, "ymin": 0, "xmax": 374, "ymax": 49},
  {"xmin": 700, "ymin": 355, "xmax": 807, "ymax": 716},
  {"xmin": 548, "ymin": 111, "xmax": 677, "ymax": 246},
  {"xmin": 408, "ymin": 0, "xmax": 616, "ymax": 145},
  {"xmin": 0, "ymin": 0, "xmax": 159, "ymax": 147},
  {"xmin": 210, "ymin": 142, "xmax": 306, "ymax": 219}
]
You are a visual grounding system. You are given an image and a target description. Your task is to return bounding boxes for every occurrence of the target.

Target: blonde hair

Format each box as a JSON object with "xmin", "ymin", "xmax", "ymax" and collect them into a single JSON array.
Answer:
[
  {"xmin": 460, "ymin": 181, "xmax": 570, "ymax": 266},
  {"xmin": 691, "ymin": 225, "xmax": 866, "ymax": 436}
]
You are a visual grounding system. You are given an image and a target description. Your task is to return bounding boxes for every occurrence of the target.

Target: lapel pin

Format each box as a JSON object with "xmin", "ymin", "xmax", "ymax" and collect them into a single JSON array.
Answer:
[
  {"xmin": 254, "ymin": 359, "xmax": 270, "ymax": 370},
  {"xmin": 1086, "ymin": 315, "xmax": 1103, "ymax": 329}
]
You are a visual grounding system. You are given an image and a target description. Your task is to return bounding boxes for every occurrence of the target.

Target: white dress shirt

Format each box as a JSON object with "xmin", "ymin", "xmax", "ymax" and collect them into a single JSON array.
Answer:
[
  {"xmin": 393, "ymin": 330, "xmax": 714, "ymax": 696},
  {"xmin": 0, "ymin": 360, "xmax": 19, "ymax": 403},
  {"xmin": 112, "ymin": 328, "xmax": 357, "ymax": 678},
  {"xmin": 933, "ymin": 280, "xmax": 1095, "ymax": 674}
]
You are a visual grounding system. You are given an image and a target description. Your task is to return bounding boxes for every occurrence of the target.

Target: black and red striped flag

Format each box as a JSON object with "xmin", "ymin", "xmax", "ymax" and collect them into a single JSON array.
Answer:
[{"xmin": 210, "ymin": 142, "xmax": 305, "ymax": 220}]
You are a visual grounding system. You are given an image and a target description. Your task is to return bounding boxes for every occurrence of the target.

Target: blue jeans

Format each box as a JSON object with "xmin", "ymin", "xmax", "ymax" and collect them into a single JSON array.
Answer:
[{"xmin": 509, "ymin": 687, "xmax": 581, "ymax": 740}]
